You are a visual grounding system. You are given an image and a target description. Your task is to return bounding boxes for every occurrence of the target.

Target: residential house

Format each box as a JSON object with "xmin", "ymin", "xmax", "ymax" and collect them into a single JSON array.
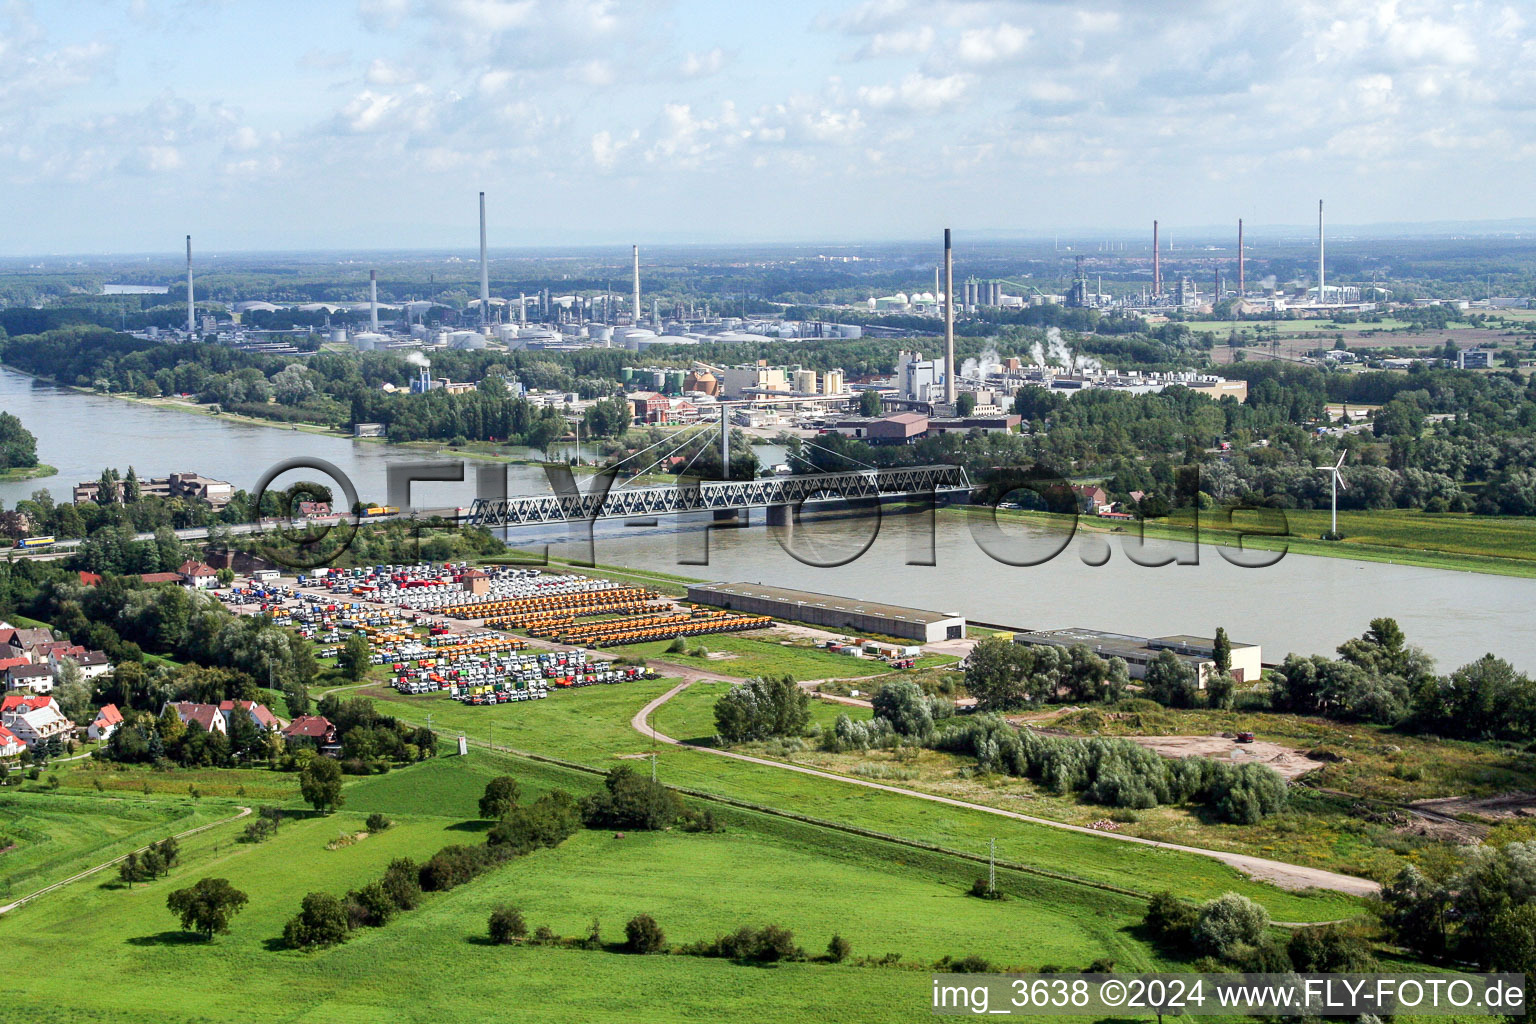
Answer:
[
  {"xmin": 0, "ymin": 694, "xmax": 75, "ymax": 750},
  {"xmin": 218, "ymin": 700, "xmax": 281, "ymax": 733},
  {"xmin": 0, "ymin": 723, "xmax": 23, "ymax": 759},
  {"xmin": 178, "ymin": 560, "xmax": 220, "ymax": 589},
  {"xmin": 164, "ymin": 701, "xmax": 229, "ymax": 735},
  {"xmin": 1071, "ymin": 485, "xmax": 1109, "ymax": 514},
  {"xmin": 7, "ymin": 664, "xmax": 55, "ymax": 693},
  {"xmin": 88, "ymin": 704, "xmax": 124, "ymax": 741},
  {"xmin": 282, "ymin": 715, "xmax": 340, "ymax": 756},
  {"xmin": 5, "ymin": 627, "xmax": 54, "ymax": 660}
]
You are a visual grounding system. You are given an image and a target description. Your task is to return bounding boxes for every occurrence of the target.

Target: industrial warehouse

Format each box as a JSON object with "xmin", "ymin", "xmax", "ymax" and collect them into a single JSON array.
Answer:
[
  {"xmin": 685, "ymin": 582, "xmax": 966, "ymax": 642},
  {"xmin": 1010, "ymin": 628, "xmax": 1262, "ymax": 687}
]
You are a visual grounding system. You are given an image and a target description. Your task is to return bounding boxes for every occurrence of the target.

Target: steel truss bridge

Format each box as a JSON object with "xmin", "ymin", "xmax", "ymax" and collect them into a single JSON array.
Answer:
[{"xmin": 462, "ymin": 465, "xmax": 972, "ymax": 528}]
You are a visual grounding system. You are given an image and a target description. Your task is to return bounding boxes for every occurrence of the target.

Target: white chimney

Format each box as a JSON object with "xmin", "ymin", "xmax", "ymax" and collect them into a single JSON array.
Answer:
[
  {"xmin": 185, "ymin": 235, "xmax": 194, "ymax": 337},
  {"xmin": 369, "ymin": 270, "xmax": 379, "ymax": 332},
  {"xmin": 479, "ymin": 191, "xmax": 489, "ymax": 326},
  {"xmin": 1317, "ymin": 199, "xmax": 1326, "ymax": 304},
  {"xmin": 632, "ymin": 244, "xmax": 641, "ymax": 326},
  {"xmin": 943, "ymin": 228, "xmax": 955, "ymax": 406}
]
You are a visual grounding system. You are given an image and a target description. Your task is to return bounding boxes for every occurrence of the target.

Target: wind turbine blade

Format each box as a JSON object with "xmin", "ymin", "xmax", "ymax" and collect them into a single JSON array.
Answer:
[
  {"xmin": 1335, "ymin": 452, "xmax": 1346, "ymax": 469},
  {"xmin": 1336, "ymin": 473, "xmax": 1347, "ymax": 491}
]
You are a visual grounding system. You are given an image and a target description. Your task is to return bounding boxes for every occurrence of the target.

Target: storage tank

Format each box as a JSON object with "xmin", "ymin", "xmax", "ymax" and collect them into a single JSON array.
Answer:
[
  {"xmin": 352, "ymin": 332, "xmax": 384, "ymax": 351},
  {"xmin": 620, "ymin": 367, "xmax": 635, "ymax": 383},
  {"xmin": 329, "ymin": 328, "xmax": 348, "ymax": 344},
  {"xmin": 838, "ymin": 324, "xmax": 862, "ymax": 339},
  {"xmin": 666, "ymin": 371, "xmax": 686, "ymax": 394}
]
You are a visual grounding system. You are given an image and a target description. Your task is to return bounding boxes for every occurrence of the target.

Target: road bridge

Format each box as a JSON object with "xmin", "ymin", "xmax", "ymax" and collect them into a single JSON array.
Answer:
[{"xmin": 462, "ymin": 465, "xmax": 972, "ymax": 528}]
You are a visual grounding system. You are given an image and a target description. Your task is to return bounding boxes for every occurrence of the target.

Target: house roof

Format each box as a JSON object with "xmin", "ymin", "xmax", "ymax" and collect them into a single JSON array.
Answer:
[
  {"xmin": 94, "ymin": 704, "xmax": 124, "ymax": 726},
  {"xmin": 1, "ymin": 694, "xmax": 55, "ymax": 714},
  {"xmin": 168, "ymin": 701, "xmax": 224, "ymax": 732},
  {"xmin": 7, "ymin": 664, "xmax": 53, "ymax": 679},
  {"xmin": 0, "ymin": 724, "xmax": 21, "ymax": 749},
  {"xmin": 460, "ymin": 569, "xmax": 488, "ymax": 579},
  {"xmin": 76, "ymin": 651, "xmax": 110, "ymax": 667},
  {"xmin": 283, "ymin": 714, "xmax": 333, "ymax": 738},
  {"xmin": 78, "ymin": 571, "xmax": 103, "ymax": 586},
  {"xmin": 178, "ymin": 560, "xmax": 218, "ymax": 577},
  {"xmin": 139, "ymin": 572, "xmax": 184, "ymax": 584},
  {"xmin": 10, "ymin": 628, "xmax": 54, "ymax": 649},
  {"xmin": 218, "ymin": 699, "xmax": 280, "ymax": 729},
  {"xmin": 0, "ymin": 657, "xmax": 29, "ymax": 673}
]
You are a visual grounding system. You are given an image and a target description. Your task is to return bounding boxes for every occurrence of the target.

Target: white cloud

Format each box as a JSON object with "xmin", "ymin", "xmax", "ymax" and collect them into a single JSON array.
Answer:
[
  {"xmin": 955, "ymin": 22, "xmax": 1030, "ymax": 65},
  {"xmin": 681, "ymin": 47, "xmax": 728, "ymax": 77},
  {"xmin": 857, "ymin": 72, "xmax": 969, "ymax": 112},
  {"xmin": 365, "ymin": 58, "xmax": 417, "ymax": 86}
]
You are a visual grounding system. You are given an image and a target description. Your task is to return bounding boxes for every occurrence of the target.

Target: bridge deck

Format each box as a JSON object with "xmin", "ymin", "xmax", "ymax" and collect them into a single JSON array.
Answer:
[{"xmin": 463, "ymin": 465, "xmax": 971, "ymax": 527}]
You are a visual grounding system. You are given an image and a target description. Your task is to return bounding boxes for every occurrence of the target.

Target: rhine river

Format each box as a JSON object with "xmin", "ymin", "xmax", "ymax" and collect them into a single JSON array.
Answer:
[{"xmin": 5, "ymin": 367, "xmax": 1534, "ymax": 671}]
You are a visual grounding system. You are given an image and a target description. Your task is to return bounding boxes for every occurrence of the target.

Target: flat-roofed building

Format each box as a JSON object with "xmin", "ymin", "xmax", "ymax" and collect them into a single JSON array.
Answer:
[
  {"xmin": 686, "ymin": 581, "xmax": 965, "ymax": 643},
  {"xmin": 1012, "ymin": 627, "xmax": 1261, "ymax": 687}
]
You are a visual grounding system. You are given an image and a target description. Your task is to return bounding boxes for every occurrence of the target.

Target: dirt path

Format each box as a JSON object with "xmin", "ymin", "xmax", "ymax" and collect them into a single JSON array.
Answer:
[
  {"xmin": 631, "ymin": 681, "xmax": 1379, "ymax": 898},
  {"xmin": 0, "ymin": 805, "xmax": 253, "ymax": 916}
]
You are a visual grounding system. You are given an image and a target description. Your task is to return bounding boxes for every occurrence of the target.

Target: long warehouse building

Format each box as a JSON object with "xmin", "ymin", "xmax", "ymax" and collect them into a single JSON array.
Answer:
[{"xmin": 686, "ymin": 582, "xmax": 965, "ymax": 642}]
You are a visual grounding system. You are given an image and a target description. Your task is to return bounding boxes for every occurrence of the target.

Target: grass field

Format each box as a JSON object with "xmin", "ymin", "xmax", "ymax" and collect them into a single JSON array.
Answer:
[
  {"xmin": 626, "ymin": 632, "xmax": 956, "ymax": 679},
  {"xmin": 0, "ymin": 793, "xmax": 220, "ymax": 894},
  {"xmin": 955, "ymin": 505, "xmax": 1536, "ymax": 578},
  {"xmin": 362, "ymin": 680, "xmax": 1358, "ymax": 920},
  {"xmin": 2, "ymin": 748, "xmax": 1186, "ymax": 1024}
]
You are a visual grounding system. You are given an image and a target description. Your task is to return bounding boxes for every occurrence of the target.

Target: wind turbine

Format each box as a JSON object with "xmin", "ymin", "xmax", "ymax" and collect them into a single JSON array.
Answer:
[{"xmin": 1317, "ymin": 452, "xmax": 1347, "ymax": 537}]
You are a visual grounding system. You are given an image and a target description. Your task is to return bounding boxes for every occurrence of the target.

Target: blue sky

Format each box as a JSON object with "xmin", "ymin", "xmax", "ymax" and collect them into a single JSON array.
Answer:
[{"xmin": 1, "ymin": 0, "xmax": 1532, "ymax": 253}]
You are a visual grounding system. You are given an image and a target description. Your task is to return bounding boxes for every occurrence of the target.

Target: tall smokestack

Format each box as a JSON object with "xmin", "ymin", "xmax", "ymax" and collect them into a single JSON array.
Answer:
[
  {"xmin": 943, "ymin": 228, "xmax": 955, "ymax": 406},
  {"xmin": 519, "ymin": 291, "xmax": 526, "ymax": 325},
  {"xmin": 185, "ymin": 235, "xmax": 195, "ymax": 337},
  {"xmin": 478, "ymin": 192, "xmax": 489, "ymax": 327},
  {"xmin": 632, "ymin": 244, "xmax": 641, "ymax": 326},
  {"xmin": 1152, "ymin": 221, "xmax": 1161, "ymax": 296},
  {"xmin": 1238, "ymin": 219, "xmax": 1245, "ymax": 297},
  {"xmin": 369, "ymin": 270, "xmax": 379, "ymax": 332},
  {"xmin": 1317, "ymin": 199, "xmax": 1325, "ymax": 304}
]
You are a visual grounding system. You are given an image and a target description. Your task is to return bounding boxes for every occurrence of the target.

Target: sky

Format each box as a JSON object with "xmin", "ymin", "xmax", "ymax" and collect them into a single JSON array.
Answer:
[{"xmin": 1, "ymin": 0, "xmax": 1533, "ymax": 253}]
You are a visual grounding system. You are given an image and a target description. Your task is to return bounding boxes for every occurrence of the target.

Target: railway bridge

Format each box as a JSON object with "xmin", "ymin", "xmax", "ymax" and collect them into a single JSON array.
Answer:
[{"xmin": 461, "ymin": 464, "xmax": 972, "ymax": 528}]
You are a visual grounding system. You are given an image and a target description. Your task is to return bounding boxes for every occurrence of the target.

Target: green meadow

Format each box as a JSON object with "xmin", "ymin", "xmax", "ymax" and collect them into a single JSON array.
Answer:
[
  {"xmin": 361, "ymin": 681, "xmax": 1357, "ymax": 921},
  {"xmin": 2, "ymin": 749, "xmax": 1184, "ymax": 1024}
]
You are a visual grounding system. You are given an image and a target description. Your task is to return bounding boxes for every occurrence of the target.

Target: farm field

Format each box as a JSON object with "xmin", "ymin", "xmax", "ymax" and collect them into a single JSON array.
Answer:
[
  {"xmin": 363, "ymin": 681, "xmax": 1358, "ymax": 920},
  {"xmin": 2, "ymin": 749, "xmax": 1184, "ymax": 1024},
  {"xmin": 961, "ymin": 505, "xmax": 1536, "ymax": 578}
]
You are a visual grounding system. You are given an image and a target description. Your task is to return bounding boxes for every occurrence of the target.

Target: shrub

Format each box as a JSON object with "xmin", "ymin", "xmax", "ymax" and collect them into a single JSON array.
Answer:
[
  {"xmin": 242, "ymin": 818, "xmax": 276, "ymax": 843},
  {"xmin": 1193, "ymin": 892, "xmax": 1271, "ymax": 961},
  {"xmin": 418, "ymin": 844, "xmax": 495, "ymax": 892},
  {"xmin": 478, "ymin": 776, "xmax": 521, "ymax": 820},
  {"xmin": 284, "ymin": 891, "xmax": 352, "ymax": 949},
  {"xmin": 1143, "ymin": 891, "xmax": 1199, "ymax": 949},
  {"xmin": 969, "ymin": 877, "xmax": 1003, "ymax": 900},
  {"xmin": 364, "ymin": 813, "xmax": 391, "ymax": 833},
  {"xmin": 488, "ymin": 790, "xmax": 580, "ymax": 852},
  {"xmin": 946, "ymin": 954, "xmax": 993, "ymax": 973},
  {"xmin": 625, "ymin": 913, "xmax": 666, "ymax": 954},
  {"xmin": 872, "ymin": 679, "xmax": 934, "ymax": 737},
  {"xmin": 532, "ymin": 925, "xmax": 558, "ymax": 945},
  {"xmin": 713, "ymin": 674, "xmax": 810, "ymax": 743},
  {"xmin": 581, "ymin": 767, "xmax": 682, "ymax": 831},
  {"xmin": 347, "ymin": 881, "xmax": 398, "ymax": 926},
  {"xmin": 488, "ymin": 905, "xmax": 527, "ymax": 945},
  {"xmin": 380, "ymin": 858, "xmax": 421, "ymax": 911},
  {"xmin": 827, "ymin": 934, "xmax": 852, "ymax": 962},
  {"xmin": 666, "ymin": 637, "xmax": 688, "ymax": 654}
]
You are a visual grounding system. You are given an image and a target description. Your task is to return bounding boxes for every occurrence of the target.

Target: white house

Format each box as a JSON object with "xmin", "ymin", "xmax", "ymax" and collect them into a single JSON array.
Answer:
[
  {"xmin": 0, "ymin": 695, "xmax": 75, "ymax": 750},
  {"xmin": 164, "ymin": 701, "xmax": 228, "ymax": 735},
  {"xmin": 88, "ymin": 704, "xmax": 124, "ymax": 742},
  {"xmin": 0, "ymin": 723, "xmax": 24, "ymax": 759}
]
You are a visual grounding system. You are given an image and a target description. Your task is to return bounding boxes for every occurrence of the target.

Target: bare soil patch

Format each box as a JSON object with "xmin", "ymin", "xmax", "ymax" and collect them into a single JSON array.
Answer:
[
  {"xmin": 1120, "ymin": 734, "xmax": 1329, "ymax": 782},
  {"xmin": 1410, "ymin": 791, "xmax": 1536, "ymax": 821}
]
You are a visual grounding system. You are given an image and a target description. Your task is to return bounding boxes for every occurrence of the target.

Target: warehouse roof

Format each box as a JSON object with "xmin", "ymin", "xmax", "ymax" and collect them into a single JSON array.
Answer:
[{"xmin": 687, "ymin": 581, "xmax": 961, "ymax": 627}]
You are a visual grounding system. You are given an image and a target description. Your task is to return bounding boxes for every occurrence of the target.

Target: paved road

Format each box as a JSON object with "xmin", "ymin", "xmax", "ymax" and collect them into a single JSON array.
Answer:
[
  {"xmin": 630, "ymin": 680, "xmax": 1380, "ymax": 898},
  {"xmin": 0, "ymin": 805, "xmax": 253, "ymax": 916}
]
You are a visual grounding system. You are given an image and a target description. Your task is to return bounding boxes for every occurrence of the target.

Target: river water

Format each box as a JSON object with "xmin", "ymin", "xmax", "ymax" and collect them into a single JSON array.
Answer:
[{"xmin": 5, "ymin": 367, "xmax": 1533, "ymax": 671}]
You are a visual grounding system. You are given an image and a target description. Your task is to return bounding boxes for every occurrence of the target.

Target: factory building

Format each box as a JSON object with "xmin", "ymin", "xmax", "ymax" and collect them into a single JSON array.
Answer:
[
  {"xmin": 687, "ymin": 582, "xmax": 966, "ymax": 643},
  {"xmin": 1011, "ymin": 628, "xmax": 1261, "ymax": 687}
]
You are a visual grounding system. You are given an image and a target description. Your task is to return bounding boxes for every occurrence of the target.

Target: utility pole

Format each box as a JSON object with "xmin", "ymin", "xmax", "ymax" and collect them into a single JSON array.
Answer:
[
  {"xmin": 650, "ymin": 751, "xmax": 657, "ymax": 783},
  {"xmin": 719, "ymin": 404, "xmax": 730, "ymax": 481},
  {"xmin": 988, "ymin": 838, "xmax": 996, "ymax": 896}
]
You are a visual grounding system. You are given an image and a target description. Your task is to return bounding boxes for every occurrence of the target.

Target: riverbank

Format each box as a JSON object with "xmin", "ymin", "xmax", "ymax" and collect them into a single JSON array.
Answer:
[
  {"xmin": 0, "ymin": 463, "xmax": 57, "ymax": 483},
  {"xmin": 947, "ymin": 504, "xmax": 1536, "ymax": 579}
]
